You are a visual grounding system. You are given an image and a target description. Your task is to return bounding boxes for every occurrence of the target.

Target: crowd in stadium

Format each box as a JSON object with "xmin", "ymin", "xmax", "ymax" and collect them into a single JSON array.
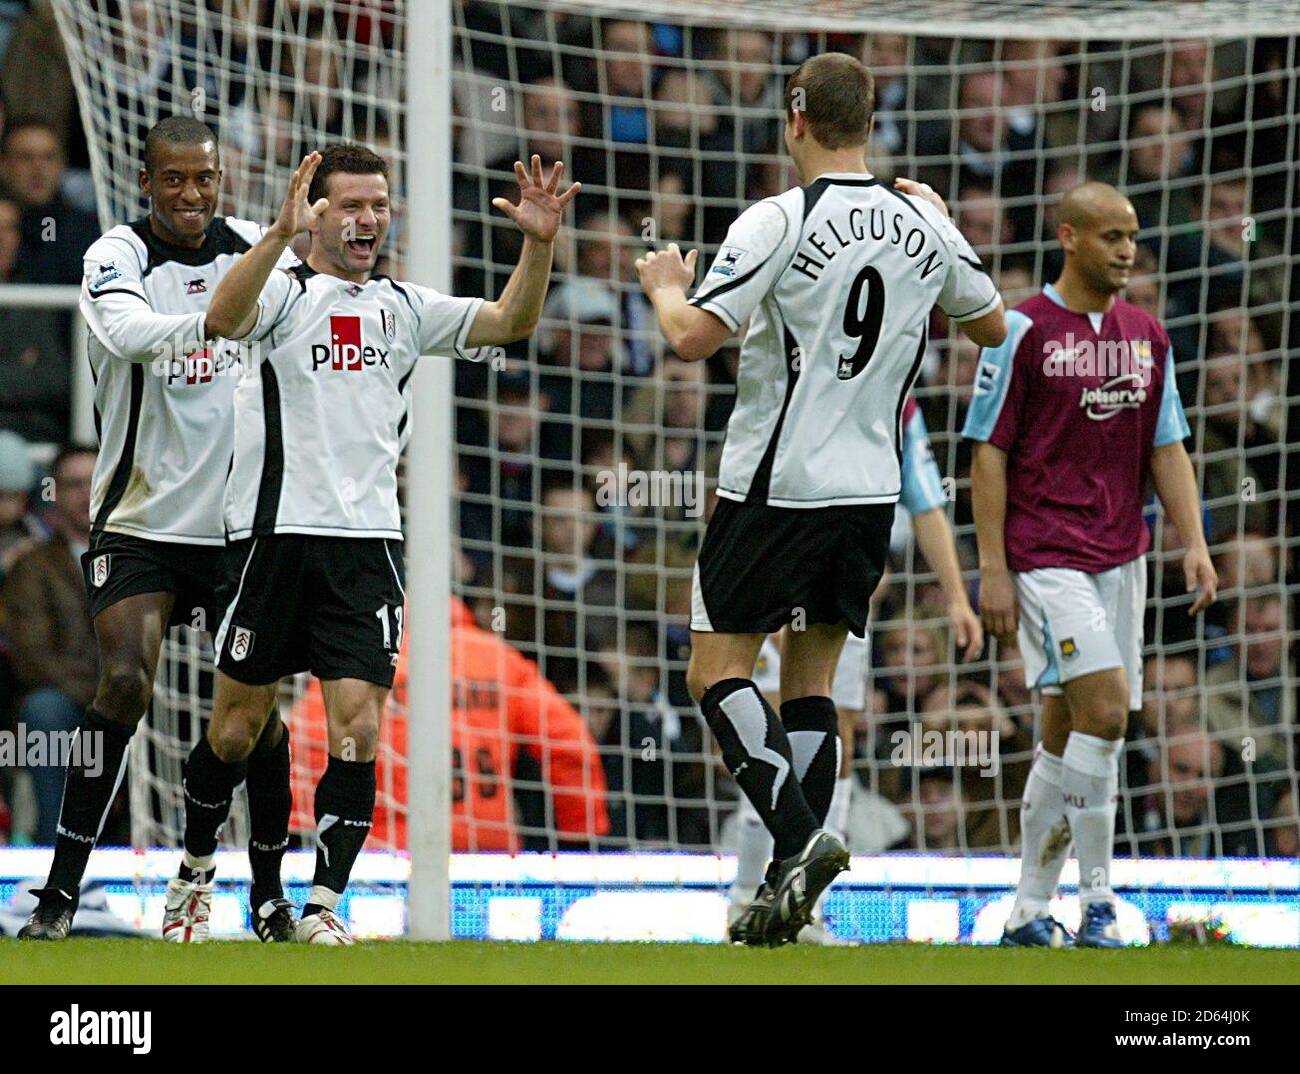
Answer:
[{"xmin": 0, "ymin": 2, "xmax": 1294, "ymax": 862}]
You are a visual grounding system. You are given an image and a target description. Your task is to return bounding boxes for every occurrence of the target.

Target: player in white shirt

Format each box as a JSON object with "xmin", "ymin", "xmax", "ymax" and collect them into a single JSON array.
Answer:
[
  {"xmin": 729, "ymin": 399, "xmax": 983, "ymax": 944},
  {"xmin": 165, "ymin": 146, "xmax": 578, "ymax": 944},
  {"xmin": 20, "ymin": 118, "xmax": 298, "ymax": 944},
  {"xmin": 636, "ymin": 53, "xmax": 1006, "ymax": 945}
]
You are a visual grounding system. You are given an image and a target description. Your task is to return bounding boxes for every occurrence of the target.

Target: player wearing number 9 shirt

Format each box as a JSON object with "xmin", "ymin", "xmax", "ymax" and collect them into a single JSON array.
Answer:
[{"xmin": 636, "ymin": 52, "xmax": 1006, "ymax": 944}]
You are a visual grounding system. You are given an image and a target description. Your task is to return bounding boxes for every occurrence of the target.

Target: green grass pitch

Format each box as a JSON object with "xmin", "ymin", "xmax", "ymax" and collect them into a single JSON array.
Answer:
[{"xmin": 1, "ymin": 938, "xmax": 1296, "ymax": 984}]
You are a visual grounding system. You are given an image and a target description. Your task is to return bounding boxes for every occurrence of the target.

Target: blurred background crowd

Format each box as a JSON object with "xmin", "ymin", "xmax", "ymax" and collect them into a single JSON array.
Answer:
[{"xmin": 0, "ymin": 1, "xmax": 1295, "ymax": 863}]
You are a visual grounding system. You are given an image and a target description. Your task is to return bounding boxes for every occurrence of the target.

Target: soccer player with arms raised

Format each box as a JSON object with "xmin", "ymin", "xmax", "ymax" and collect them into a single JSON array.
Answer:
[
  {"xmin": 20, "ymin": 118, "xmax": 297, "ymax": 943},
  {"xmin": 165, "ymin": 146, "xmax": 577, "ymax": 944},
  {"xmin": 964, "ymin": 182, "xmax": 1216, "ymax": 948},
  {"xmin": 636, "ymin": 53, "xmax": 1005, "ymax": 945}
]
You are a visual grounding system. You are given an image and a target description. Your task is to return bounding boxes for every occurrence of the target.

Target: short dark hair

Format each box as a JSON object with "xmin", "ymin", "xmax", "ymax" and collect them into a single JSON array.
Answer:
[
  {"xmin": 308, "ymin": 143, "xmax": 389, "ymax": 204},
  {"xmin": 51, "ymin": 443, "xmax": 96, "ymax": 477},
  {"xmin": 143, "ymin": 116, "xmax": 219, "ymax": 174},
  {"xmin": 784, "ymin": 52, "xmax": 875, "ymax": 151}
]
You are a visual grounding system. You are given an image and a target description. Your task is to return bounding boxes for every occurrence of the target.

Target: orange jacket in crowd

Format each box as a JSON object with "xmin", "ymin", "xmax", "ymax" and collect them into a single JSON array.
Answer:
[{"xmin": 290, "ymin": 598, "xmax": 610, "ymax": 851}]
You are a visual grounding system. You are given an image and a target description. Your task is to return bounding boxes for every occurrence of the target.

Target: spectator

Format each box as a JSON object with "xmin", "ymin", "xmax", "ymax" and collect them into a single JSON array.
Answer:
[
  {"xmin": 1117, "ymin": 730, "xmax": 1260, "ymax": 857},
  {"xmin": 0, "ymin": 193, "xmax": 74, "ymax": 441},
  {"xmin": 1196, "ymin": 351, "xmax": 1275, "ymax": 539},
  {"xmin": 1204, "ymin": 595, "xmax": 1295, "ymax": 769},
  {"xmin": 595, "ymin": 19, "xmax": 654, "ymax": 145},
  {"xmin": 538, "ymin": 278, "xmax": 626, "ymax": 453},
  {"xmin": 1, "ymin": 444, "xmax": 98, "ymax": 844},
  {"xmin": 1268, "ymin": 787, "xmax": 1299, "ymax": 858},
  {"xmin": 1115, "ymin": 104, "xmax": 1196, "ymax": 231},
  {"xmin": 898, "ymin": 766, "xmax": 965, "ymax": 850},
  {"xmin": 290, "ymin": 598, "xmax": 610, "ymax": 852},
  {"xmin": 724, "ymin": 28, "xmax": 782, "ymax": 156},
  {"xmin": 594, "ymin": 623, "xmax": 708, "ymax": 844},
  {"xmin": 574, "ymin": 209, "xmax": 656, "ymax": 376},
  {"xmin": 954, "ymin": 182, "xmax": 1012, "ymax": 261},
  {"xmin": 875, "ymin": 618, "xmax": 946, "ymax": 716},
  {"xmin": 0, "ymin": 119, "xmax": 99, "ymax": 284},
  {"xmin": 0, "ymin": 430, "xmax": 43, "ymax": 576}
]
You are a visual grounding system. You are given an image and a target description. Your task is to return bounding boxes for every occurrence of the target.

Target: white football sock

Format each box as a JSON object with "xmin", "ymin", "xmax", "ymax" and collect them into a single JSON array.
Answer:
[
  {"xmin": 1061, "ymin": 731, "xmax": 1122, "ymax": 907},
  {"xmin": 1008, "ymin": 747, "xmax": 1070, "ymax": 929},
  {"xmin": 729, "ymin": 794, "xmax": 774, "ymax": 904}
]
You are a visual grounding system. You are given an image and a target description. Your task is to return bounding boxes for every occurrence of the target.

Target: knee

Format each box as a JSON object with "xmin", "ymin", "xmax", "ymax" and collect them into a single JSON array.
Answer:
[
  {"xmin": 210, "ymin": 718, "xmax": 259, "ymax": 763},
  {"xmin": 334, "ymin": 711, "xmax": 379, "ymax": 761},
  {"xmin": 1077, "ymin": 697, "xmax": 1128, "ymax": 739},
  {"xmin": 95, "ymin": 664, "xmax": 153, "ymax": 725}
]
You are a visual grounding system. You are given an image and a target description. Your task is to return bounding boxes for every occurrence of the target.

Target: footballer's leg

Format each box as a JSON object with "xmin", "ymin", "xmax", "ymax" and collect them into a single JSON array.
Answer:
[
  {"xmin": 1003, "ymin": 695, "xmax": 1073, "ymax": 947},
  {"xmin": 20, "ymin": 590, "xmax": 171, "ymax": 940},
  {"xmin": 165, "ymin": 672, "xmax": 277, "ymax": 942},
  {"xmin": 1061, "ymin": 667, "xmax": 1127, "ymax": 948},
  {"xmin": 294, "ymin": 677, "xmax": 386, "ymax": 946}
]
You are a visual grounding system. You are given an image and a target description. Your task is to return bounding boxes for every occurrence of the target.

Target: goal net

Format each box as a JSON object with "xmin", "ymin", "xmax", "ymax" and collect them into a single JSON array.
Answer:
[{"xmin": 51, "ymin": 0, "xmax": 1300, "ymax": 944}]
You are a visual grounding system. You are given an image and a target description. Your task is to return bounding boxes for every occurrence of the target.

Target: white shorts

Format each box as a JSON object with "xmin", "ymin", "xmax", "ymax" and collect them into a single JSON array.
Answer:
[
  {"xmin": 1015, "ymin": 557, "xmax": 1145, "ymax": 710},
  {"xmin": 751, "ymin": 632, "xmax": 869, "ymax": 711}
]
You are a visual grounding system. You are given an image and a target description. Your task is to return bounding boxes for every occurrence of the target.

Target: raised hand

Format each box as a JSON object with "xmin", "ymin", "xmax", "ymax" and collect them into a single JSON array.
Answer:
[
  {"xmin": 271, "ymin": 152, "xmax": 329, "ymax": 240},
  {"xmin": 635, "ymin": 242, "xmax": 700, "ymax": 299},
  {"xmin": 894, "ymin": 177, "xmax": 950, "ymax": 219},
  {"xmin": 492, "ymin": 155, "xmax": 580, "ymax": 243}
]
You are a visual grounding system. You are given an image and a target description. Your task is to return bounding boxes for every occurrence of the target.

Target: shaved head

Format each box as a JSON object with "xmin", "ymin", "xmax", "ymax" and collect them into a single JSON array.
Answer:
[{"xmin": 1058, "ymin": 181, "xmax": 1134, "ymax": 230}]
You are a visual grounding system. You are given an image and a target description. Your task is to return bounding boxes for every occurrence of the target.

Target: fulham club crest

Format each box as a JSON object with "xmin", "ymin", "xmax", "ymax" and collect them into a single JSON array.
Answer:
[
  {"xmin": 90, "ymin": 554, "xmax": 111, "ymax": 587},
  {"xmin": 185, "ymin": 277, "xmax": 207, "ymax": 295},
  {"xmin": 230, "ymin": 626, "xmax": 255, "ymax": 661},
  {"xmin": 381, "ymin": 308, "xmax": 396, "ymax": 343}
]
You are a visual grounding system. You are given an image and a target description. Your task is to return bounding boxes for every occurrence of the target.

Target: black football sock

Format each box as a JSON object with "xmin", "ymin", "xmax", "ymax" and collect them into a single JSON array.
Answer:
[
  {"xmin": 46, "ymin": 708, "xmax": 134, "ymax": 895},
  {"xmin": 700, "ymin": 678, "xmax": 818, "ymax": 859},
  {"xmin": 305, "ymin": 756, "xmax": 375, "ymax": 914},
  {"xmin": 180, "ymin": 735, "xmax": 248, "ymax": 880},
  {"xmin": 245, "ymin": 712, "xmax": 291, "ymax": 907},
  {"xmin": 782, "ymin": 696, "xmax": 840, "ymax": 826}
]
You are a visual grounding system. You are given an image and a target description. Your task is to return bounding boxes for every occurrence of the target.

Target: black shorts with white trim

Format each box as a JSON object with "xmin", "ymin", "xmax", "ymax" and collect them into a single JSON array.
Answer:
[
  {"xmin": 691, "ymin": 497, "xmax": 893, "ymax": 637},
  {"xmin": 213, "ymin": 534, "xmax": 405, "ymax": 687},
  {"xmin": 82, "ymin": 530, "xmax": 225, "ymax": 630}
]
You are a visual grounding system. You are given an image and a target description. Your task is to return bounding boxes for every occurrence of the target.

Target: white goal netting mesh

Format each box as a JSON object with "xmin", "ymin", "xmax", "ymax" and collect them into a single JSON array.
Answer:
[{"xmin": 51, "ymin": 0, "xmax": 1300, "ymax": 939}]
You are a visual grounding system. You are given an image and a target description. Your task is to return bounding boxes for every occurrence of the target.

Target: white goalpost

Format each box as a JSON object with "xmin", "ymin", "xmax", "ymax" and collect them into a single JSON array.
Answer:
[{"xmin": 44, "ymin": 0, "xmax": 1300, "ymax": 946}]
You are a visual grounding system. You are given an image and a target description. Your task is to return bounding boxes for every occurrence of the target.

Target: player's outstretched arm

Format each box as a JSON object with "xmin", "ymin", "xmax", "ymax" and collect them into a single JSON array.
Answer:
[
  {"xmin": 913, "ymin": 506, "xmax": 983, "ymax": 661},
  {"xmin": 1150, "ymin": 441, "xmax": 1217, "ymax": 615},
  {"xmin": 635, "ymin": 243, "xmax": 732, "ymax": 361},
  {"xmin": 204, "ymin": 151, "xmax": 326, "ymax": 340},
  {"xmin": 465, "ymin": 155, "xmax": 580, "ymax": 347},
  {"xmin": 970, "ymin": 441, "xmax": 1018, "ymax": 644}
]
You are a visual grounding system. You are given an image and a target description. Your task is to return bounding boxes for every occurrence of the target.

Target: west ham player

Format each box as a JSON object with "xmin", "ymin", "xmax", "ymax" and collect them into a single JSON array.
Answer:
[
  {"xmin": 165, "ymin": 146, "xmax": 578, "ymax": 944},
  {"xmin": 636, "ymin": 52, "xmax": 1005, "ymax": 945},
  {"xmin": 20, "ymin": 118, "xmax": 299, "ymax": 943},
  {"xmin": 965, "ymin": 182, "xmax": 1216, "ymax": 948},
  {"xmin": 728, "ymin": 397, "xmax": 983, "ymax": 944}
]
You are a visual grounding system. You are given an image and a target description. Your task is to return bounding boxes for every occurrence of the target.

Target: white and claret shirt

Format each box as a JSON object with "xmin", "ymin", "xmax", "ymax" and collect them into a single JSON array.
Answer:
[
  {"xmin": 224, "ymin": 264, "xmax": 484, "ymax": 541},
  {"xmin": 689, "ymin": 174, "xmax": 999, "ymax": 509},
  {"xmin": 81, "ymin": 216, "xmax": 295, "ymax": 546}
]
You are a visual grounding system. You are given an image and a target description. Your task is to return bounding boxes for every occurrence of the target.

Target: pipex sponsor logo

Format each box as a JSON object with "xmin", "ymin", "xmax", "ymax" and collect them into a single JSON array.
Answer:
[{"xmin": 49, "ymin": 1005, "xmax": 151, "ymax": 1054}]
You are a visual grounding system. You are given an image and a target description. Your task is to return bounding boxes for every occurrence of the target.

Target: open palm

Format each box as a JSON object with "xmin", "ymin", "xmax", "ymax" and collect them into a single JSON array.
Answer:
[
  {"xmin": 493, "ymin": 155, "xmax": 580, "ymax": 242},
  {"xmin": 273, "ymin": 151, "xmax": 329, "ymax": 238}
]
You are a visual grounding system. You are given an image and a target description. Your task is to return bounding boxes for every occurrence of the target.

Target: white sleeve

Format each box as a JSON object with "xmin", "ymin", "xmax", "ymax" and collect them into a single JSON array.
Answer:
[
  {"xmin": 409, "ymin": 283, "xmax": 486, "ymax": 358},
  {"xmin": 80, "ymin": 234, "xmax": 207, "ymax": 362},
  {"xmin": 242, "ymin": 269, "xmax": 301, "ymax": 342},
  {"xmin": 912, "ymin": 197, "xmax": 1002, "ymax": 323},
  {"xmin": 687, "ymin": 198, "xmax": 792, "ymax": 331}
]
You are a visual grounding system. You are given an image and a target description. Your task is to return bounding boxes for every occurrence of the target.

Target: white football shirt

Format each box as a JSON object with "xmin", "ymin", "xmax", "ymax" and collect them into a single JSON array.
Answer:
[
  {"xmin": 80, "ymin": 217, "xmax": 295, "ymax": 545},
  {"xmin": 690, "ymin": 173, "xmax": 999, "ymax": 508},
  {"xmin": 224, "ymin": 265, "xmax": 484, "ymax": 541}
]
